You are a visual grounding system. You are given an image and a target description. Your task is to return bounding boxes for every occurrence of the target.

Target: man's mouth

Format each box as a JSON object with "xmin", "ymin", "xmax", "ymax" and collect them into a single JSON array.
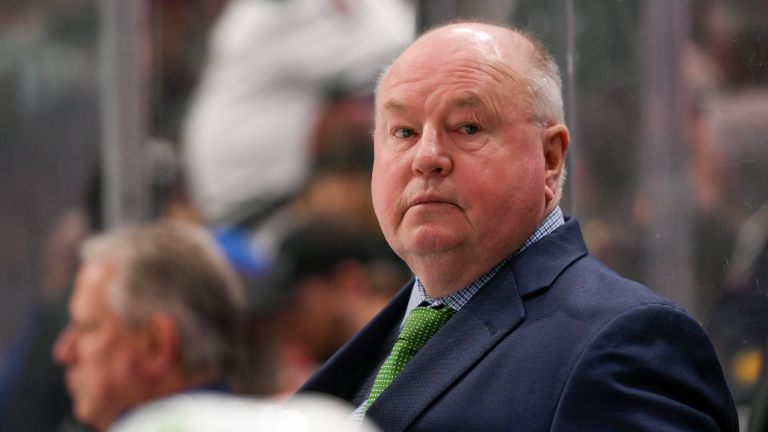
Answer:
[
  {"xmin": 405, "ymin": 194, "xmax": 462, "ymax": 218},
  {"xmin": 409, "ymin": 195, "xmax": 450, "ymax": 207},
  {"xmin": 409, "ymin": 194, "xmax": 454, "ymax": 208}
]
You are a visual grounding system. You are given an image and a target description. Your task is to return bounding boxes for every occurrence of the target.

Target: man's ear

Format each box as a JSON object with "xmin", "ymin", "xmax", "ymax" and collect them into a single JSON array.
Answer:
[
  {"xmin": 136, "ymin": 312, "xmax": 181, "ymax": 380},
  {"xmin": 542, "ymin": 124, "xmax": 570, "ymax": 204}
]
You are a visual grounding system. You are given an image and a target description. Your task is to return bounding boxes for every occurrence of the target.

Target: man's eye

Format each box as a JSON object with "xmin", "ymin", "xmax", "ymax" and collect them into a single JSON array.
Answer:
[
  {"xmin": 393, "ymin": 128, "xmax": 415, "ymax": 139},
  {"xmin": 459, "ymin": 124, "xmax": 480, "ymax": 135}
]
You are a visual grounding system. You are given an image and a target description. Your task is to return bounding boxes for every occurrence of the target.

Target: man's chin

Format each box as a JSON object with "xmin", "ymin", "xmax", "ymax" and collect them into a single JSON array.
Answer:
[
  {"xmin": 73, "ymin": 405, "xmax": 95, "ymax": 428},
  {"xmin": 403, "ymin": 228, "xmax": 464, "ymax": 258},
  {"xmin": 74, "ymin": 401, "xmax": 111, "ymax": 432}
]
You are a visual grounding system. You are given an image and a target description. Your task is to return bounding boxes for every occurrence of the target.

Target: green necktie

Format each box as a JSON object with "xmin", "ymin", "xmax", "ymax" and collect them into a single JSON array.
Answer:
[{"xmin": 364, "ymin": 305, "xmax": 457, "ymax": 415}]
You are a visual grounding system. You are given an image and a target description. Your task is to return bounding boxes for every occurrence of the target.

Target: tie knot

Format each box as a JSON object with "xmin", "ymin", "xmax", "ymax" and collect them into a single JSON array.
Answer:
[{"xmin": 399, "ymin": 306, "xmax": 456, "ymax": 351}]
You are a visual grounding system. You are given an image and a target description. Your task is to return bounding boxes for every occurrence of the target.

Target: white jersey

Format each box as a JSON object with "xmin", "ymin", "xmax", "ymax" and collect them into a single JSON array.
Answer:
[
  {"xmin": 108, "ymin": 391, "xmax": 381, "ymax": 432},
  {"xmin": 183, "ymin": 0, "xmax": 415, "ymax": 222}
]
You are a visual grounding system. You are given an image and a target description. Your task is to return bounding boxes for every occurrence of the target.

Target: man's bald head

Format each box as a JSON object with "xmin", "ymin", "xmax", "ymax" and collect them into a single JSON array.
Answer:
[{"xmin": 376, "ymin": 21, "xmax": 564, "ymax": 129}]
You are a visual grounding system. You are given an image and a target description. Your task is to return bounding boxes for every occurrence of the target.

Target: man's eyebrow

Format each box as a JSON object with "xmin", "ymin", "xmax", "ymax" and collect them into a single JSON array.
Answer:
[
  {"xmin": 381, "ymin": 95, "xmax": 485, "ymax": 114},
  {"xmin": 382, "ymin": 100, "xmax": 406, "ymax": 113},
  {"xmin": 454, "ymin": 94, "xmax": 483, "ymax": 108}
]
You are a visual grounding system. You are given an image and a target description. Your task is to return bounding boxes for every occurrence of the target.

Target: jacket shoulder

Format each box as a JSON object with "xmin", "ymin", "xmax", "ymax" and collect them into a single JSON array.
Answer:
[
  {"xmin": 547, "ymin": 272, "xmax": 739, "ymax": 431},
  {"xmin": 549, "ymin": 253, "xmax": 685, "ymax": 320}
]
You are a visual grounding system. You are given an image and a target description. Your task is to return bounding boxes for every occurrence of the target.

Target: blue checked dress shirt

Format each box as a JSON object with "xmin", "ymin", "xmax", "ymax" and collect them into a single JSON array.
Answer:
[{"xmin": 349, "ymin": 207, "xmax": 565, "ymax": 426}]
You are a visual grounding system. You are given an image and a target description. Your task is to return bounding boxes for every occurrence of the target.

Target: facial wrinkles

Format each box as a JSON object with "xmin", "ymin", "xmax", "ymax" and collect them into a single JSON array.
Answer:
[
  {"xmin": 437, "ymin": 30, "xmax": 521, "ymax": 85},
  {"xmin": 446, "ymin": 33, "xmax": 531, "ymax": 123},
  {"xmin": 455, "ymin": 90, "xmax": 503, "ymax": 132},
  {"xmin": 386, "ymin": 24, "xmax": 530, "ymax": 119},
  {"xmin": 402, "ymin": 75, "xmax": 493, "ymax": 129},
  {"xmin": 451, "ymin": 60, "xmax": 522, "ymax": 121},
  {"xmin": 479, "ymin": 59, "xmax": 530, "ymax": 122}
]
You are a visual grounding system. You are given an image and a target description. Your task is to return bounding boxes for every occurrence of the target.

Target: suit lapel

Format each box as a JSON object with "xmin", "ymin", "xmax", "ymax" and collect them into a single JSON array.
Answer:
[
  {"xmin": 368, "ymin": 265, "xmax": 525, "ymax": 432},
  {"xmin": 510, "ymin": 217, "xmax": 588, "ymax": 297}
]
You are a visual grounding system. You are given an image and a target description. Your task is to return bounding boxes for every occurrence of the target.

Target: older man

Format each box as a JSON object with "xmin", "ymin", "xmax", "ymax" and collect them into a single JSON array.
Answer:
[
  {"xmin": 299, "ymin": 21, "xmax": 738, "ymax": 431},
  {"xmin": 53, "ymin": 222, "xmax": 245, "ymax": 432}
]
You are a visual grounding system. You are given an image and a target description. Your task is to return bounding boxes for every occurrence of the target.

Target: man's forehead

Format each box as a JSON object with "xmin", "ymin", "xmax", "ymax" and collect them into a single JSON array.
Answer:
[
  {"xmin": 378, "ymin": 25, "xmax": 529, "ymax": 98},
  {"xmin": 380, "ymin": 93, "xmax": 485, "ymax": 115},
  {"xmin": 408, "ymin": 23, "xmax": 528, "ymax": 64},
  {"xmin": 80, "ymin": 260, "xmax": 114, "ymax": 281},
  {"xmin": 71, "ymin": 262, "xmax": 115, "ymax": 311}
]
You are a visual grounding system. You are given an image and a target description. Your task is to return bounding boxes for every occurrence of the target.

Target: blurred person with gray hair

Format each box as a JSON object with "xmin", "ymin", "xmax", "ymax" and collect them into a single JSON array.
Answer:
[{"xmin": 53, "ymin": 222, "xmax": 245, "ymax": 432}]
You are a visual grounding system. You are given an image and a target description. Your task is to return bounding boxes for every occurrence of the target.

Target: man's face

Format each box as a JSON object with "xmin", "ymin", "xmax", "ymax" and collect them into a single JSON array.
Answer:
[
  {"xmin": 372, "ymin": 27, "xmax": 550, "ymax": 291},
  {"xmin": 53, "ymin": 262, "xmax": 147, "ymax": 431}
]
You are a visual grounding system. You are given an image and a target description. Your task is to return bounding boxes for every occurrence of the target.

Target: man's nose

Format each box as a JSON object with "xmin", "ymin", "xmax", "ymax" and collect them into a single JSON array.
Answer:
[
  {"xmin": 412, "ymin": 128, "xmax": 452, "ymax": 176},
  {"xmin": 52, "ymin": 326, "xmax": 76, "ymax": 365}
]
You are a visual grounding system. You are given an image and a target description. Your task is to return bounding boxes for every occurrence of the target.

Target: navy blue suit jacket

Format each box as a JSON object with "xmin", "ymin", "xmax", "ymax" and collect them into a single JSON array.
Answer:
[{"xmin": 300, "ymin": 218, "xmax": 738, "ymax": 431}]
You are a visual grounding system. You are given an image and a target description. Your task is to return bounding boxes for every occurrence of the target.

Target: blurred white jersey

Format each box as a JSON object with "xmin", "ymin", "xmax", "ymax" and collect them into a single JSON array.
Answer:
[
  {"xmin": 183, "ymin": 0, "xmax": 415, "ymax": 223},
  {"xmin": 108, "ymin": 392, "xmax": 381, "ymax": 432}
]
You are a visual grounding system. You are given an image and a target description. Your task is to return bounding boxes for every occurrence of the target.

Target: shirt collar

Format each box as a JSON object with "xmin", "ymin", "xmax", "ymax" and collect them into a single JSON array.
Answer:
[{"xmin": 403, "ymin": 206, "xmax": 564, "ymax": 326}]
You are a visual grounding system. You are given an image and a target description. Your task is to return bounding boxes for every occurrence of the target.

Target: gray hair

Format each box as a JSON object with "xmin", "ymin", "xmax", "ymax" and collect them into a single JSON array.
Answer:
[
  {"xmin": 80, "ymin": 221, "xmax": 245, "ymax": 376},
  {"xmin": 521, "ymin": 34, "xmax": 565, "ymax": 128}
]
